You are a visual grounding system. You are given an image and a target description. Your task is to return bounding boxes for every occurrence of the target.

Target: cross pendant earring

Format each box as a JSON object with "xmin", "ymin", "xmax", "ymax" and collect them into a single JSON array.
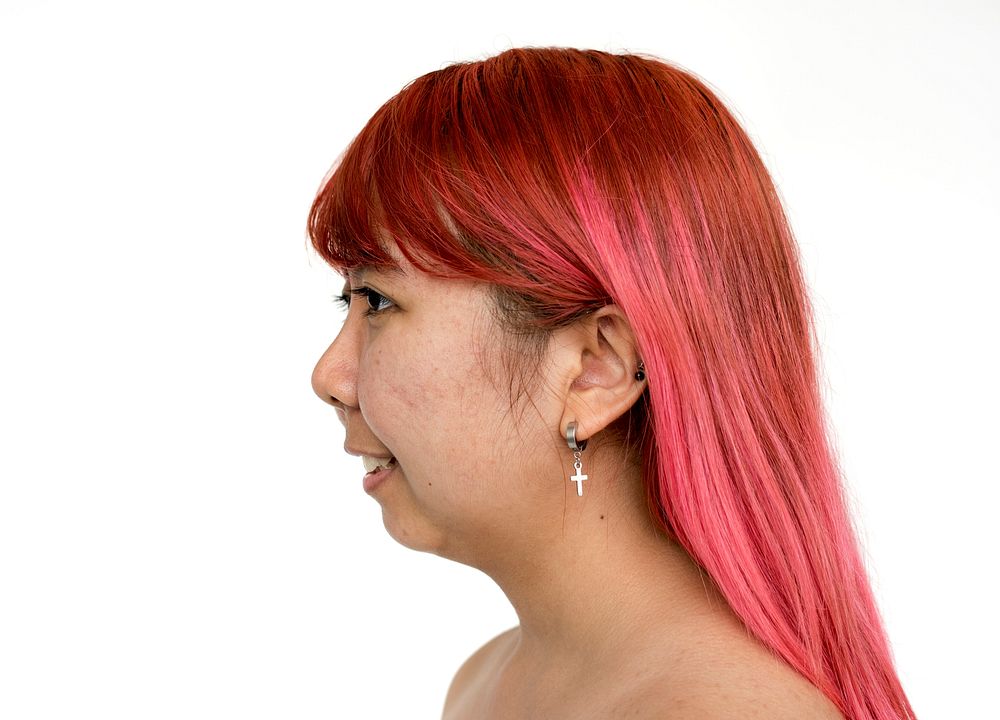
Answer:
[
  {"xmin": 565, "ymin": 420, "xmax": 589, "ymax": 497},
  {"xmin": 570, "ymin": 450, "xmax": 588, "ymax": 496}
]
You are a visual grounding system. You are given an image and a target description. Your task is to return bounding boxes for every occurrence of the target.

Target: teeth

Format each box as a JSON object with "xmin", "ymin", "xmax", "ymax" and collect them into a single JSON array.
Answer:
[{"xmin": 362, "ymin": 455, "xmax": 395, "ymax": 473}]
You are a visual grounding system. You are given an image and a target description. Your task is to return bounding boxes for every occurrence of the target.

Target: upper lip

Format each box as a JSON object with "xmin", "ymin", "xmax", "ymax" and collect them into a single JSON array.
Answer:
[{"xmin": 344, "ymin": 445, "xmax": 394, "ymax": 458}]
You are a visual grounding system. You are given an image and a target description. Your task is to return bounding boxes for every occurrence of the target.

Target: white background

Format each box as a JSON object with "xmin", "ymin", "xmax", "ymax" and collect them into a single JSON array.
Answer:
[{"xmin": 1, "ymin": 1, "xmax": 996, "ymax": 718}]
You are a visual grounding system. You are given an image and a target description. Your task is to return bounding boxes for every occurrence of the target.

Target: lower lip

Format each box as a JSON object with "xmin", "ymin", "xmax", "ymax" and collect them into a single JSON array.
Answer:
[{"xmin": 363, "ymin": 461, "xmax": 397, "ymax": 493}]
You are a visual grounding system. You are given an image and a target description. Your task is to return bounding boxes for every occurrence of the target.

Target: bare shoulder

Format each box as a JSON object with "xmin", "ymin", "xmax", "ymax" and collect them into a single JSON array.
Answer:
[
  {"xmin": 620, "ymin": 648, "xmax": 847, "ymax": 720},
  {"xmin": 441, "ymin": 625, "xmax": 517, "ymax": 718},
  {"xmin": 440, "ymin": 623, "xmax": 846, "ymax": 720}
]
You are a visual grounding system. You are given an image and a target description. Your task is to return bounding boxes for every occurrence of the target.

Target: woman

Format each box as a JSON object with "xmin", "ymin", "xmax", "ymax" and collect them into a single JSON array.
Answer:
[{"xmin": 308, "ymin": 47, "xmax": 917, "ymax": 720}]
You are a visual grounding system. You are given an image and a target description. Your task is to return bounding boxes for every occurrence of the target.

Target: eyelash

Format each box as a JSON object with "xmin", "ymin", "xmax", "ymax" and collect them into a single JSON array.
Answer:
[{"xmin": 332, "ymin": 286, "xmax": 395, "ymax": 318}]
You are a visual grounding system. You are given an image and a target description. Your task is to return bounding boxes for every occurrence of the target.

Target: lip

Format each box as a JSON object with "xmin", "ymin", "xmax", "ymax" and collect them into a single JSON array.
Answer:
[
  {"xmin": 362, "ymin": 460, "xmax": 397, "ymax": 494},
  {"xmin": 345, "ymin": 445, "xmax": 393, "ymax": 458}
]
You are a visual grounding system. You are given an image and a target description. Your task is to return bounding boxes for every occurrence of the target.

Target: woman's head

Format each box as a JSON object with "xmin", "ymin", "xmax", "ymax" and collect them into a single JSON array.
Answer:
[
  {"xmin": 309, "ymin": 47, "xmax": 915, "ymax": 718},
  {"xmin": 311, "ymin": 48, "xmax": 687, "ymax": 559},
  {"xmin": 309, "ymin": 45, "xmax": 807, "ymax": 542}
]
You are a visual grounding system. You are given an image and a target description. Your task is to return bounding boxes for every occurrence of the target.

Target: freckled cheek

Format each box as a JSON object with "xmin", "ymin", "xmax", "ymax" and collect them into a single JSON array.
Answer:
[
  {"xmin": 358, "ymin": 345, "xmax": 472, "ymax": 460},
  {"xmin": 355, "ymin": 348, "xmax": 431, "ymax": 448}
]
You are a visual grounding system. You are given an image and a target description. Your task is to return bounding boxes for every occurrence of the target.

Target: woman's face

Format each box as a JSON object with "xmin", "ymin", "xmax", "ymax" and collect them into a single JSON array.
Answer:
[{"xmin": 311, "ymin": 241, "xmax": 564, "ymax": 562}]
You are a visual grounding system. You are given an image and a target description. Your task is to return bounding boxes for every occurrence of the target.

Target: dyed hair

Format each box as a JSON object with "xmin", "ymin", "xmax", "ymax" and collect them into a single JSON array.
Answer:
[{"xmin": 307, "ymin": 47, "xmax": 916, "ymax": 720}]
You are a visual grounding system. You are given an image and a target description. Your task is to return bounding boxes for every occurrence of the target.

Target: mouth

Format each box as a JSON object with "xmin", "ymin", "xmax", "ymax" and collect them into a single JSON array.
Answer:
[{"xmin": 361, "ymin": 456, "xmax": 397, "ymax": 494}]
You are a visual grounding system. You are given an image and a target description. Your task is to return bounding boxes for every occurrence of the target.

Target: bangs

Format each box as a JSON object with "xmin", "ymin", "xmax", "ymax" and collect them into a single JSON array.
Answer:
[
  {"xmin": 306, "ymin": 57, "xmax": 587, "ymax": 294},
  {"xmin": 306, "ymin": 65, "xmax": 482, "ymax": 284},
  {"xmin": 305, "ymin": 108, "xmax": 404, "ymax": 278}
]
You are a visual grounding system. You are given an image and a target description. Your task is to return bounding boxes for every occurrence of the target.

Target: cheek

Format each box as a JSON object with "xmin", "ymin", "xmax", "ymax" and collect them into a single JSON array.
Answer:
[
  {"xmin": 358, "ymin": 329, "xmax": 500, "ymax": 486},
  {"xmin": 356, "ymin": 348, "xmax": 406, "ymax": 442},
  {"xmin": 357, "ymin": 337, "xmax": 475, "ymax": 452}
]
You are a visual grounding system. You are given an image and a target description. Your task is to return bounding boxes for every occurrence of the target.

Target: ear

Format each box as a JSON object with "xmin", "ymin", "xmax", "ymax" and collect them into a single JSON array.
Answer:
[{"xmin": 557, "ymin": 304, "xmax": 646, "ymax": 444}]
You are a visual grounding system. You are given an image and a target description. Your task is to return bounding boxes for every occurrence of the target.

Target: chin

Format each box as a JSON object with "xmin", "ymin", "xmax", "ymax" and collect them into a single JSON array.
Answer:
[{"xmin": 380, "ymin": 508, "xmax": 448, "ymax": 556}]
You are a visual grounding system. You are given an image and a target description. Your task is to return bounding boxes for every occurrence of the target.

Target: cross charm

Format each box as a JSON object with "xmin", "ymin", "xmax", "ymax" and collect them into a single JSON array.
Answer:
[{"xmin": 570, "ymin": 464, "xmax": 588, "ymax": 496}]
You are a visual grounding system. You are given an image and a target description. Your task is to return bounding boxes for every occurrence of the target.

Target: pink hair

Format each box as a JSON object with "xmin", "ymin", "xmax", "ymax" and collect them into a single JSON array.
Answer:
[{"xmin": 307, "ymin": 47, "xmax": 916, "ymax": 719}]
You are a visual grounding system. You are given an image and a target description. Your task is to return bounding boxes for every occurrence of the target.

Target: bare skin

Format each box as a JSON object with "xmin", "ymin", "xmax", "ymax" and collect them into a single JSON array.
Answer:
[
  {"xmin": 439, "ymin": 507, "xmax": 846, "ymax": 720},
  {"xmin": 443, "ymin": 618, "xmax": 847, "ymax": 719},
  {"xmin": 312, "ymin": 237, "xmax": 845, "ymax": 720}
]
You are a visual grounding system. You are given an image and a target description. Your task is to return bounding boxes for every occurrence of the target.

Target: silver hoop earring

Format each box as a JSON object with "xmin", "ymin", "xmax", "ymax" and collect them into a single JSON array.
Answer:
[{"xmin": 566, "ymin": 420, "xmax": 589, "ymax": 497}]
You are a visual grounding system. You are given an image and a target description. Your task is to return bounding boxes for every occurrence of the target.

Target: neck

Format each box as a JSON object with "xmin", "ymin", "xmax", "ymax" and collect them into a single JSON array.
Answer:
[{"xmin": 473, "ymin": 445, "xmax": 744, "ymax": 683}]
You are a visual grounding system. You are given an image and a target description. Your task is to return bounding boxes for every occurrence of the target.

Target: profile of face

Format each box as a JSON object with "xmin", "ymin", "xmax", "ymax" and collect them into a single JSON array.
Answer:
[{"xmin": 311, "ymin": 240, "xmax": 564, "ymax": 564}]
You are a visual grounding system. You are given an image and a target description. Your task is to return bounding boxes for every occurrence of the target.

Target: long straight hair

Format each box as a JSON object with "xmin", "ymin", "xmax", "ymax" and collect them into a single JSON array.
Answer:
[{"xmin": 308, "ymin": 47, "xmax": 916, "ymax": 720}]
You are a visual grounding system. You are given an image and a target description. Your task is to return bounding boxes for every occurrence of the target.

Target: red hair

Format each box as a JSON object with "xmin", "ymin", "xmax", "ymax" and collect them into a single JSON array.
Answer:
[{"xmin": 308, "ymin": 47, "xmax": 916, "ymax": 719}]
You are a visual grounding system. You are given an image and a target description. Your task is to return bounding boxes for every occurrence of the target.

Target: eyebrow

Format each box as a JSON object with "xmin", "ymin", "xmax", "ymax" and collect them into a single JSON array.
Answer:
[{"xmin": 345, "ymin": 263, "xmax": 406, "ymax": 284}]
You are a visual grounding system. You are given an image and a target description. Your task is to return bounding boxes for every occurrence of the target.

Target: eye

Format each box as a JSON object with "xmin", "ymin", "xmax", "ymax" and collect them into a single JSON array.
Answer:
[{"xmin": 331, "ymin": 286, "xmax": 395, "ymax": 318}]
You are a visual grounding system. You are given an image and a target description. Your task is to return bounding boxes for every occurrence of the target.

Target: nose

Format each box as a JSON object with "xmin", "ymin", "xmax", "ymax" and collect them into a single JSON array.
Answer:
[{"xmin": 311, "ymin": 315, "xmax": 362, "ymax": 418}]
